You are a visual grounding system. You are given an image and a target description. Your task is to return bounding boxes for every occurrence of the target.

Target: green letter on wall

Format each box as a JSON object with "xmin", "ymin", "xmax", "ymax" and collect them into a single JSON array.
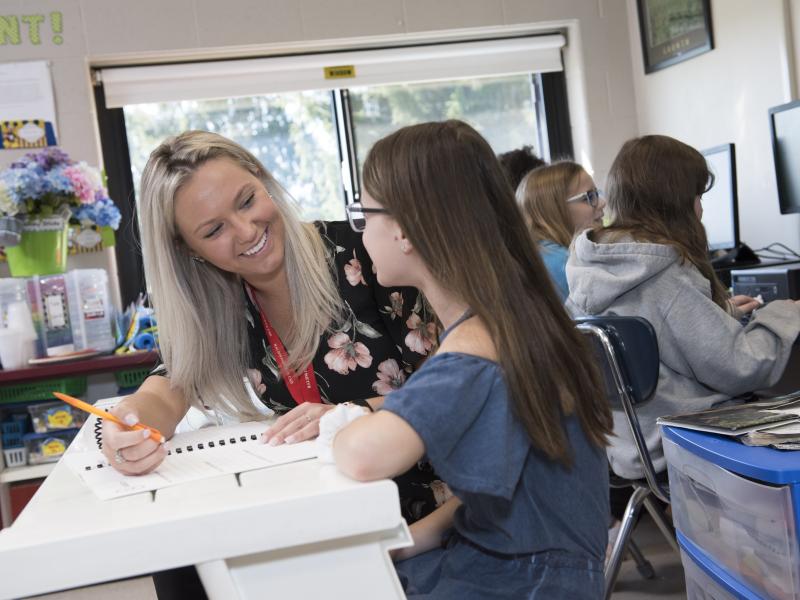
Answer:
[{"xmin": 0, "ymin": 15, "xmax": 21, "ymax": 45}]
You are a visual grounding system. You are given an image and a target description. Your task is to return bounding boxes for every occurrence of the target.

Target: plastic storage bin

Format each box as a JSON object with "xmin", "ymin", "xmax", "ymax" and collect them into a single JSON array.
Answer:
[
  {"xmin": 2, "ymin": 446, "xmax": 28, "ymax": 468},
  {"xmin": 28, "ymin": 401, "xmax": 86, "ymax": 433},
  {"xmin": 678, "ymin": 531, "xmax": 761, "ymax": 600},
  {"xmin": 663, "ymin": 428, "xmax": 800, "ymax": 599},
  {"xmin": 0, "ymin": 376, "xmax": 87, "ymax": 405},
  {"xmin": 23, "ymin": 429, "xmax": 78, "ymax": 464},
  {"xmin": 114, "ymin": 368, "xmax": 151, "ymax": 390}
]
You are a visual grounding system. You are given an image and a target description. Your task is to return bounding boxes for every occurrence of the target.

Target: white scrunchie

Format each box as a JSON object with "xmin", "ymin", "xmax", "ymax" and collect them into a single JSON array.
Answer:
[{"xmin": 316, "ymin": 403, "xmax": 370, "ymax": 464}]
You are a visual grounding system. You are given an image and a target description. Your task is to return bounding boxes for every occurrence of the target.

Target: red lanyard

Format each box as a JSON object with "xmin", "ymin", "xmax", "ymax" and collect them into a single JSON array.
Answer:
[{"xmin": 245, "ymin": 283, "xmax": 321, "ymax": 405}]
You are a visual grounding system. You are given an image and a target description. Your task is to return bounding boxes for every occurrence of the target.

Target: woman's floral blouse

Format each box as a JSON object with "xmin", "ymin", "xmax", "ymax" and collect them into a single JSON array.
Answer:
[{"xmin": 244, "ymin": 220, "xmax": 441, "ymax": 522}]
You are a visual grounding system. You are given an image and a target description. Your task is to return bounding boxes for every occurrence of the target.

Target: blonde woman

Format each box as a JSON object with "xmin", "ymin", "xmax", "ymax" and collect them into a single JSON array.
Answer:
[
  {"xmin": 102, "ymin": 131, "xmax": 442, "ymax": 509},
  {"xmin": 516, "ymin": 161, "xmax": 605, "ymax": 299}
]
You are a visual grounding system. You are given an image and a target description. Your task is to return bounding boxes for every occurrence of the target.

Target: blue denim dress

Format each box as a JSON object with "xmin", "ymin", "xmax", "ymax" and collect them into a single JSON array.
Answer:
[{"xmin": 382, "ymin": 352, "xmax": 607, "ymax": 599}]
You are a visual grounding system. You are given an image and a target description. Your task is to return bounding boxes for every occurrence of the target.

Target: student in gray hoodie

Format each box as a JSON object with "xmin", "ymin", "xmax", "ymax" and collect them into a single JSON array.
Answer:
[{"xmin": 566, "ymin": 135, "xmax": 800, "ymax": 484}]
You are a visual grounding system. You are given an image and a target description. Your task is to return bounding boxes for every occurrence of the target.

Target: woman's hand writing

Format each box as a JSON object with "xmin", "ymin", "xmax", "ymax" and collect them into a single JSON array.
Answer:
[{"xmin": 101, "ymin": 406, "xmax": 167, "ymax": 475}]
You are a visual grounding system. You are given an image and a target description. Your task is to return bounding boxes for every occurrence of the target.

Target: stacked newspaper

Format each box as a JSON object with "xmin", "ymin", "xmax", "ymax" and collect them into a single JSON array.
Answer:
[{"xmin": 657, "ymin": 391, "xmax": 800, "ymax": 450}]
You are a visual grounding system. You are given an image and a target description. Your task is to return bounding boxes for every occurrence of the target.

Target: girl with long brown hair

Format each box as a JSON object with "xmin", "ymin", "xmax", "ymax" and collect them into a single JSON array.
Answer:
[
  {"xmin": 567, "ymin": 135, "xmax": 800, "ymax": 488},
  {"xmin": 325, "ymin": 120, "xmax": 613, "ymax": 598},
  {"xmin": 517, "ymin": 161, "xmax": 605, "ymax": 299}
]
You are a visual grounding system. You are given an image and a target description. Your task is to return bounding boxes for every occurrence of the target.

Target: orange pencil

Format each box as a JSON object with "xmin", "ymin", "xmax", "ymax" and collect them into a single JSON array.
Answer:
[{"xmin": 52, "ymin": 392, "xmax": 165, "ymax": 444}]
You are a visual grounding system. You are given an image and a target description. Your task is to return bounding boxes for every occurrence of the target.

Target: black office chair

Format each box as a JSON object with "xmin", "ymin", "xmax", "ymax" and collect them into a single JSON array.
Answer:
[{"xmin": 575, "ymin": 316, "xmax": 679, "ymax": 600}]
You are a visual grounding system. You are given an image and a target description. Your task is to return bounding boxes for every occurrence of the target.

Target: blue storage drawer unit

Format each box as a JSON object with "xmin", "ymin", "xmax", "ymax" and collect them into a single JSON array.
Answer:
[
  {"xmin": 679, "ymin": 531, "xmax": 762, "ymax": 600},
  {"xmin": 662, "ymin": 425, "xmax": 800, "ymax": 600}
]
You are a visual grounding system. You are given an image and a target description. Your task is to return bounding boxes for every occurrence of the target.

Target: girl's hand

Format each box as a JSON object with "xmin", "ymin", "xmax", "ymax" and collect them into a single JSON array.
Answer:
[
  {"xmin": 730, "ymin": 294, "xmax": 761, "ymax": 317},
  {"xmin": 101, "ymin": 407, "xmax": 167, "ymax": 475},
  {"xmin": 262, "ymin": 403, "xmax": 335, "ymax": 445}
]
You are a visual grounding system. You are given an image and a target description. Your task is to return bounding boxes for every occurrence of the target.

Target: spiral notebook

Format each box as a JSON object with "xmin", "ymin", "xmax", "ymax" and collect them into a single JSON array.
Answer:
[{"xmin": 64, "ymin": 421, "xmax": 317, "ymax": 500}]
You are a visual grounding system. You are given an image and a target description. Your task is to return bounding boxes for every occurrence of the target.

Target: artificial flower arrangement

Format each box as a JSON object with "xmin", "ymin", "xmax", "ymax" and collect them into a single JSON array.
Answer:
[{"xmin": 0, "ymin": 147, "xmax": 122, "ymax": 243}]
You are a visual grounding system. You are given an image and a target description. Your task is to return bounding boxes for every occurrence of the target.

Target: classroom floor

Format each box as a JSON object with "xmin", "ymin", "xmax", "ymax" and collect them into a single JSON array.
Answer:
[
  {"xmin": 28, "ymin": 515, "xmax": 687, "ymax": 599},
  {"xmin": 611, "ymin": 514, "xmax": 687, "ymax": 599}
]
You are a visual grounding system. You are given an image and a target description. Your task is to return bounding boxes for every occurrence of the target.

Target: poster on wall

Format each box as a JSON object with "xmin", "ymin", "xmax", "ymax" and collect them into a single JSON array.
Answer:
[
  {"xmin": 637, "ymin": 0, "xmax": 714, "ymax": 74},
  {"xmin": 0, "ymin": 61, "xmax": 58, "ymax": 149}
]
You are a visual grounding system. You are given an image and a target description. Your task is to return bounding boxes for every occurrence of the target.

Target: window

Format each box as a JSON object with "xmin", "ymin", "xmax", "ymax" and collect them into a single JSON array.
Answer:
[
  {"xmin": 349, "ymin": 74, "xmax": 541, "ymax": 176},
  {"xmin": 124, "ymin": 91, "xmax": 343, "ymax": 221},
  {"xmin": 96, "ymin": 35, "xmax": 571, "ymax": 304}
]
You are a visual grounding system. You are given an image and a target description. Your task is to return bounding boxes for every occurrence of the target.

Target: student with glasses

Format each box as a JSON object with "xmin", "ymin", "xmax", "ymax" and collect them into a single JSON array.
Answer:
[
  {"xmin": 516, "ymin": 161, "xmax": 606, "ymax": 300},
  {"xmin": 101, "ymin": 131, "xmax": 446, "ymax": 599},
  {"xmin": 327, "ymin": 120, "xmax": 613, "ymax": 598}
]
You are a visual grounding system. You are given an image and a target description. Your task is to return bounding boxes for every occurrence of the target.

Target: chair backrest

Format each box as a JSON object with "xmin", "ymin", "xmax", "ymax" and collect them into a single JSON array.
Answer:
[
  {"xmin": 576, "ymin": 316, "xmax": 659, "ymax": 406},
  {"xmin": 575, "ymin": 315, "xmax": 669, "ymax": 502}
]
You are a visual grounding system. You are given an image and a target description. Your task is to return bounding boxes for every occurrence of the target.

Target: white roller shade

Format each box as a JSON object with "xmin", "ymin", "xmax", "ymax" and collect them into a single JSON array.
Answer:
[{"xmin": 101, "ymin": 34, "xmax": 565, "ymax": 108}]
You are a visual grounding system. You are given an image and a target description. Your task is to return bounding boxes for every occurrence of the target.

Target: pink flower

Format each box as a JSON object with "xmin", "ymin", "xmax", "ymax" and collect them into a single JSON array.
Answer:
[
  {"xmin": 324, "ymin": 332, "xmax": 373, "ymax": 375},
  {"xmin": 344, "ymin": 250, "xmax": 366, "ymax": 286},
  {"xmin": 63, "ymin": 163, "xmax": 102, "ymax": 204},
  {"xmin": 371, "ymin": 359, "xmax": 407, "ymax": 395},
  {"xmin": 246, "ymin": 368, "xmax": 267, "ymax": 396},
  {"xmin": 404, "ymin": 313, "xmax": 436, "ymax": 355},
  {"xmin": 383, "ymin": 292, "xmax": 403, "ymax": 320}
]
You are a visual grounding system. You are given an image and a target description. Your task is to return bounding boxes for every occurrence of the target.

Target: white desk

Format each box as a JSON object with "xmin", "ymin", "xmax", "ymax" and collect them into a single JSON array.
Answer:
[{"xmin": 0, "ymin": 427, "xmax": 410, "ymax": 599}]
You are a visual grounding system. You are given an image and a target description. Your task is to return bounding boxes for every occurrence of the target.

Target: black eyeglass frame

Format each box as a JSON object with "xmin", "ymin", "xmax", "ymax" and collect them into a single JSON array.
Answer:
[{"xmin": 346, "ymin": 202, "xmax": 390, "ymax": 232}]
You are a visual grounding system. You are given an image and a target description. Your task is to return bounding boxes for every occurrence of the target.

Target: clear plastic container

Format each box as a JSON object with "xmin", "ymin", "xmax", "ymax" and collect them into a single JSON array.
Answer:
[
  {"xmin": 27, "ymin": 401, "xmax": 87, "ymax": 433},
  {"xmin": 23, "ymin": 429, "xmax": 78, "ymax": 464},
  {"xmin": 664, "ymin": 436, "xmax": 800, "ymax": 599},
  {"xmin": 681, "ymin": 548, "xmax": 738, "ymax": 600},
  {"xmin": 65, "ymin": 269, "xmax": 115, "ymax": 352}
]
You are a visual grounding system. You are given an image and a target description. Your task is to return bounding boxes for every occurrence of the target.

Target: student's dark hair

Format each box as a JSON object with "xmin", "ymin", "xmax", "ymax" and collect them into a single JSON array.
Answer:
[
  {"xmin": 497, "ymin": 145, "xmax": 547, "ymax": 191},
  {"xmin": 600, "ymin": 135, "xmax": 729, "ymax": 310},
  {"xmin": 363, "ymin": 120, "xmax": 612, "ymax": 466}
]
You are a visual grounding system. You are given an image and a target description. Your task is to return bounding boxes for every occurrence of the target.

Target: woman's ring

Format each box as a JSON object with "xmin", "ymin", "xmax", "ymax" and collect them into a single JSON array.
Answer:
[
  {"xmin": 114, "ymin": 449, "xmax": 127, "ymax": 464},
  {"xmin": 306, "ymin": 414, "xmax": 312, "ymax": 424}
]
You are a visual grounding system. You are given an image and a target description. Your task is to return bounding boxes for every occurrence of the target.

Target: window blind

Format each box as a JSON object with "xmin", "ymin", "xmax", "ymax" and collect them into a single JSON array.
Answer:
[{"xmin": 100, "ymin": 34, "xmax": 565, "ymax": 107}]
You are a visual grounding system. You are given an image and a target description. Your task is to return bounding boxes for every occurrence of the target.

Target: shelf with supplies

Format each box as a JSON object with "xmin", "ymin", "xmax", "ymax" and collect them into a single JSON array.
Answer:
[
  {"xmin": 0, "ymin": 350, "xmax": 159, "ymax": 386},
  {"xmin": 0, "ymin": 463, "xmax": 54, "ymax": 484},
  {"xmin": 0, "ymin": 350, "xmax": 159, "ymax": 527}
]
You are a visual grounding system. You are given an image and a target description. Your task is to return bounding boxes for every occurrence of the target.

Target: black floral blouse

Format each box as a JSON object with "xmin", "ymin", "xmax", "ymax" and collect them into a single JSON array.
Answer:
[{"xmin": 244, "ymin": 221, "xmax": 443, "ymax": 523}]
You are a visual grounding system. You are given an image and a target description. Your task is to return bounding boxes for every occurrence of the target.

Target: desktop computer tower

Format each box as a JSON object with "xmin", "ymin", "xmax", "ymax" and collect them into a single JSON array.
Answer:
[{"xmin": 731, "ymin": 263, "xmax": 800, "ymax": 302}]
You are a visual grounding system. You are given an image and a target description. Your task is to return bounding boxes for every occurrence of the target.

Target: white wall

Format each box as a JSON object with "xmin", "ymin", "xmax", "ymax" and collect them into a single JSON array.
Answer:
[
  {"xmin": 627, "ymin": 0, "xmax": 800, "ymax": 252},
  {"xmin": 0, "ymin": 0, "xmax": 638, "ymax": 191}
]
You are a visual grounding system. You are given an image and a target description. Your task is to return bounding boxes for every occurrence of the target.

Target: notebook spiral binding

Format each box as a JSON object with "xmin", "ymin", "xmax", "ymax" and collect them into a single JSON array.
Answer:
[
  {"xmin": 84, "ymin": 432, "xmax": 261, "ymax": 471},
  {"xmin": 93, "ymin": 415, "xmax": 104, "ymax": 450}
]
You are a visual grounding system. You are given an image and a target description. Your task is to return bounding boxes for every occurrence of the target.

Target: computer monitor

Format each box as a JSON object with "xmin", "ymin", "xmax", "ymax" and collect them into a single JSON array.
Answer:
[
  {"xmin": 701, "ymin": 143, "xmax": 739, "ymax": 251},
  {"xmin": 769, "ymin": 99, "xmax": 800, "ymax": 215}
]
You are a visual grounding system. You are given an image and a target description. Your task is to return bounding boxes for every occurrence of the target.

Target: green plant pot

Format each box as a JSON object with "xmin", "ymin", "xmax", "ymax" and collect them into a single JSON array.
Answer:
[{"xmin": 5, "ymin": 218, "xmax": 70, "ymax": 276}]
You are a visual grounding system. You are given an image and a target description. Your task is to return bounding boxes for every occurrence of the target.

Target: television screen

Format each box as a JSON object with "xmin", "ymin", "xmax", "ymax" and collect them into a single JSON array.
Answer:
[
  {"xmin": 701, "ymin": 144, "xmax": 738, "ymax": 251},
  {"xmin": 769, "ymin": 100, "xmax": 800, "ymax": 215}
]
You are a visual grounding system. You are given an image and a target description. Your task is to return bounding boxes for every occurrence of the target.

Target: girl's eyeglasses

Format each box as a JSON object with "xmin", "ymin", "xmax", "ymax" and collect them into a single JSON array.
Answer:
[
  {"xmin": 566, "ymin": 188, "xmax": 603, "ymax": 208},
  {"xmin": 346, "ymin": 202, "xmax": 390, "ymax": 232}
]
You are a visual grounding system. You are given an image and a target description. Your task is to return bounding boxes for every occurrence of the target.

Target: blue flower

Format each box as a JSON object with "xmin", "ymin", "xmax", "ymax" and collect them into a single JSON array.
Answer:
[{"xmin": 0, "ymin": 148, "xmax": 121, "ymax": 229}]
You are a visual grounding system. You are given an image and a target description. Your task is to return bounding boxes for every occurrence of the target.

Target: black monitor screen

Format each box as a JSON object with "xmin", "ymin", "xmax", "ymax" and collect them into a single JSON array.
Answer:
[
  {"xmin": 770, "ymin": 100, "xmax": 800, "ymax": 215},
  {"xmin": 701, "ymin": 143, "xmax": 738, "ymax": 251}
]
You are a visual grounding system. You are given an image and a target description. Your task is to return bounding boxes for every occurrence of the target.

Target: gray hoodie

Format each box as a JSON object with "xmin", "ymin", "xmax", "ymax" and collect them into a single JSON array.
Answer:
[{"xmin": 566, "ymin": 230, "xmax": 800, "ymax": 479}]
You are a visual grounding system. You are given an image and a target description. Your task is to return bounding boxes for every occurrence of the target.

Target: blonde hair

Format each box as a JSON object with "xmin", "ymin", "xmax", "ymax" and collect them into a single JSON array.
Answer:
[
  {"xmin": 517, "ymin": 161, "xmax": 585, "ymax": 247},
  {"xmin": 139, "ymin": 131, "xmax": 342, "ymax": 418}
]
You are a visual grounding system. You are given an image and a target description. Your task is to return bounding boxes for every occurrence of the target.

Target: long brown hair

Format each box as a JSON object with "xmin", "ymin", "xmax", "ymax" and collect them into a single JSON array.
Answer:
[
  {"xmin": 517, "ymin": 161, "xmax": 585, "ymax": 247},
  {"xmin": 362, "ymin": 120, "xmax": 612, "ymax": 466},
  {"xmin": 600, "ymin": 135, "xmax": 729, "ymax": 309}
]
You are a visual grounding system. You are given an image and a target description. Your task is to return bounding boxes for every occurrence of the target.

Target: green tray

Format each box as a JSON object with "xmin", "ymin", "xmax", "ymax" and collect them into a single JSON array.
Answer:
[
  {"xmin": 0, "ymin": 376, "xmax": 88, "ymax": 405},
  {"xmin": 114, "ymin": 368, "xmax": 151, "ymax": 389}
]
